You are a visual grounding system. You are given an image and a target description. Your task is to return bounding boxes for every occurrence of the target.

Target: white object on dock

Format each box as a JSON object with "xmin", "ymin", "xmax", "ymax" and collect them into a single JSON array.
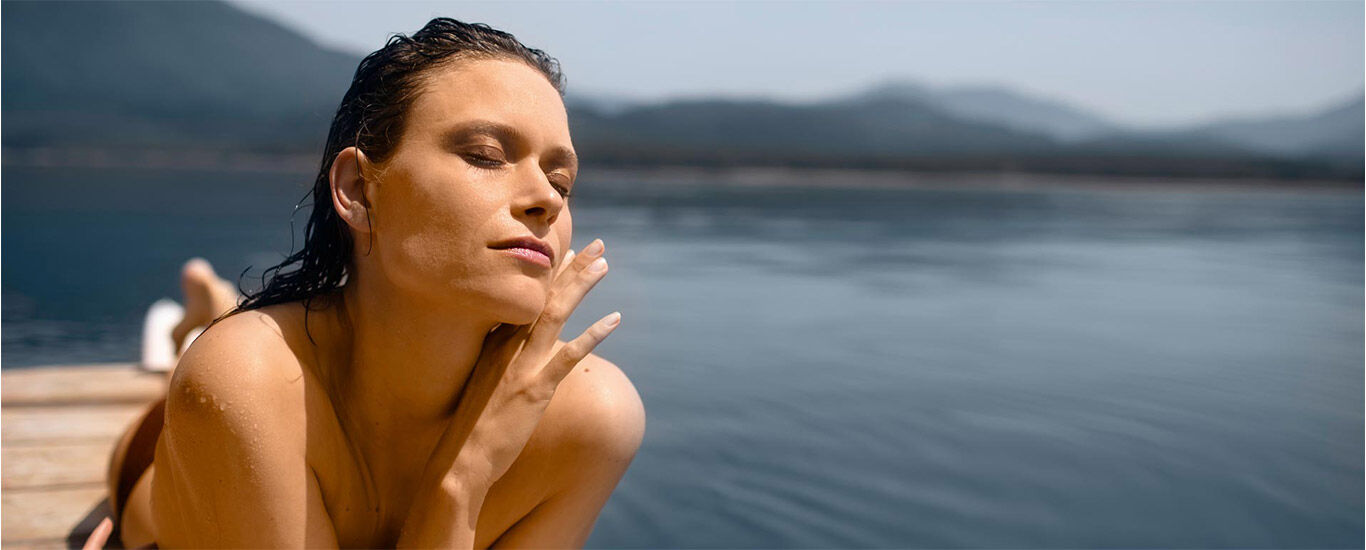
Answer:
[{"xmin": 139, "ymin": 298, "xmax": 184, "ymax": 372}]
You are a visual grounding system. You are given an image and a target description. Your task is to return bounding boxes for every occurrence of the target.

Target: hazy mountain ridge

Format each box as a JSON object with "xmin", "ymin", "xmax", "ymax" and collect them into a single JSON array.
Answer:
[
  {"xmin": 845, "ymin": 80, "xmax": 1123, "ymax": 142},
  {"xmin": 2, "ymin": 0, "xmax": 356, "ymax": 150},
  {"xmin": 836, "ymin": 79, "xmax": 1363, "ymax": 160},
  {"xmin": 1185, "ymin": 95, "xmax": 1365, "ymax": 158},
  {"xmin": 3, "ymin": 0, "xmax": 1359, "ymax": 181},
  {"xmin": 569, "ymin": 95, "xmax": 1062, "ymax": 162},
  {"xmin": 569, "ymin": 85, "xmax": 1361, "ymax": 177}
]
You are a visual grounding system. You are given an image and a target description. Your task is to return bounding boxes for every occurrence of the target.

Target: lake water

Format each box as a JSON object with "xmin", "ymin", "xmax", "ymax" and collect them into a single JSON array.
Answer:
[{"xmin": 3, "ymin": 165, "xmax": 1362, "ymax": 548}]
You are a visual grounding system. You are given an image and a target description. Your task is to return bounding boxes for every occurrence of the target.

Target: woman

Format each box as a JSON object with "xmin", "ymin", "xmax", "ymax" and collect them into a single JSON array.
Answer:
[{"xmin": 104, "ymin": 18, "xmax": 645, "ymax": 548}]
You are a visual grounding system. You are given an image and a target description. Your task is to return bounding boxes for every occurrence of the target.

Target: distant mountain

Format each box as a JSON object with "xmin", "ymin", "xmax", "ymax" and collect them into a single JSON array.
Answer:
[
  {"xmin": 566, "ymin": 94, "xmax": 1357, "ymax": 179},
  {"xmin": 2, "ymin": 0, "xmax": 358, "ymax": 151},
  {"xmin": 846, "ymin": 80, "xmax": 1122, "ymax": 142},
  {"xmin": 825, "ymin": 79, "xmax": 1364, "ymax": 162},
  {"xmin": 1185, "ymin": 96, "xmax": 1365, "ymax": 159},
  {"xmin": 2, "ymin": 1, "xmax": 1358, "ymax": 181},
  {"xmin": 568, "ymin": 95, "xmax": 1061, "ymax": 164},
  {"xmin": 563, "ymin": 91, "xmax": 645, "ymax": 116}
]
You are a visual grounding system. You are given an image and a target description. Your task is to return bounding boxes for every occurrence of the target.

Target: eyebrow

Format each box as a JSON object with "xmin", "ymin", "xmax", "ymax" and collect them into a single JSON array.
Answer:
[{"xmin": 446, "ymin": 119, "xmax": 578, "ymax": 173}]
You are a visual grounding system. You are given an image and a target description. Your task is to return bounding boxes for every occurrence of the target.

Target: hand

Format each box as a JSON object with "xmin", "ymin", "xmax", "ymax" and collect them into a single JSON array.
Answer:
[
  {"xmin": 457, "ymin": 238, "xmax": 619, "ymax": 486},
  {"xmin": 82, "ymin": 517, "xmax": 113, "ymax": 550},
  {"xmin": 398, "ymin": 239, "xmax": 619, "ymax": 546}
]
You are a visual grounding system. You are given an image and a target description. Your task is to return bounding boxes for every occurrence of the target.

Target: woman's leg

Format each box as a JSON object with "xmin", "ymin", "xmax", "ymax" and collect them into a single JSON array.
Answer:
[
  {"xmin": 105, "ymin": 397, "xmax": 164, "ymax": 547},
  {"xmin": 170, "ymin": 258, "xmax": 241, "ymax": 358},
  {"xmin": 108, "ymin": 402, "xmax": 162, "ymax": 548}
]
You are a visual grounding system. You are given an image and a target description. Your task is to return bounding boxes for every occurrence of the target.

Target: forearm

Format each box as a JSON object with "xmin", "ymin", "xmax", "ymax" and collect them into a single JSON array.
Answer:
[{"xmin": 396, "ymin": 463, "xmax": 494, "ymax": 549}]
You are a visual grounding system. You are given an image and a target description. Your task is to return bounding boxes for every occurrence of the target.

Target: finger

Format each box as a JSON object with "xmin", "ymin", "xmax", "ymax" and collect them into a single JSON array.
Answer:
[
  {"xmin": 555, "ymin": 249, "xmax": 575, "ymax": 279},
  {"xmin": 541, "ymin": 311, "xmax": 621, "ymax": 381},
  {"xmin": 526, "ymin": 239, "xmax": 606, "ymax": 355},
  {"xmin": 550, "ymin": 238, "xmax": 603, "ymax": 291},
  {"xmin": 525, "ymin": 253, "xmax": 610, "ymax": 359},
  {"xmin": 83, "ymin": 517, "xmax": 113, "ymax": 550}
]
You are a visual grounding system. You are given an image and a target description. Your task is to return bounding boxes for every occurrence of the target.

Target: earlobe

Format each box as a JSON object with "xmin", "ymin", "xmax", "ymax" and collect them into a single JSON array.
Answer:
[{"xmin": 329, "ymin": 147, "xmax": 373, "ymax": 234}]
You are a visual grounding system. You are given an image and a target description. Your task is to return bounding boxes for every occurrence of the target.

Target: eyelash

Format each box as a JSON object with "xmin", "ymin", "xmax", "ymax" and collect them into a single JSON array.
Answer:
[
  {"xmin": 465, "ymin": 153, "xmax": 573, "ymax": 199},
  {"xmin": 552, "ymin": 182, "xmax": 574, "ymax": 199}
]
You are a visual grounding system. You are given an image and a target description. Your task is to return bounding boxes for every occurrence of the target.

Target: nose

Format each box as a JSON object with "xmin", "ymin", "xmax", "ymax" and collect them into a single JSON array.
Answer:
[{"xmin": 512, "ymin": 163, "xmax": 565, "ymax": 227}]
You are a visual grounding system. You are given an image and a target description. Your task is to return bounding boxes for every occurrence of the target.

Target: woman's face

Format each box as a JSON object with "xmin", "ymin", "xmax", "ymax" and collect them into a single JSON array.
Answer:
[{"xmin": 365, "ymin": 58, "xmax": 577, "ymax": 325}]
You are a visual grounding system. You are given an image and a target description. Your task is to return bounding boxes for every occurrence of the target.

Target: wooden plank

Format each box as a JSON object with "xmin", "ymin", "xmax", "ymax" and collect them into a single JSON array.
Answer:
[
  {"xmin": 2, "ymin": 404, "xmax": 146, "ymax": 445},
  {"xmin": 2, "ymin": 442, "xmax": 113, "ymax": 490},
  {"xmin": 0, "ymin": 538, "xmax": 71, "ymax": 549},
  {"xmin": 1, "ymin": 485, "xmax": 106, "ymax": 543},
  {"xmin": 2, "ymin": 364, "xmax": 164, "ymax": 406},
  {"xmin": 0, "ymin": 365, "xmax": 160, "ymax": 546}
]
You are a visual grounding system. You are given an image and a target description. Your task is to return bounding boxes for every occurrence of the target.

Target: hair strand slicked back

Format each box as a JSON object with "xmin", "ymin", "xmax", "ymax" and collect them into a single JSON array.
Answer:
[{"xmin": 227, "ymin": 18, "xmax": 565, "ymax": 335}]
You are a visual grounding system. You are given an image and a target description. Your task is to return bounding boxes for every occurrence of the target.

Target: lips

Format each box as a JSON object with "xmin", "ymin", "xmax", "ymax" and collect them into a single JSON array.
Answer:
[{"xmin": 489, "ymin": 236, "xmax": 555, "ymax": 263}]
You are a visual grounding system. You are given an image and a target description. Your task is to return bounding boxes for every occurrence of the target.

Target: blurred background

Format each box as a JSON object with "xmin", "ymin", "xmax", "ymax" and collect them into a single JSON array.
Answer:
[{"xmin": 2, "ymin": 1, "xmax": 1361, "ymax": 548}]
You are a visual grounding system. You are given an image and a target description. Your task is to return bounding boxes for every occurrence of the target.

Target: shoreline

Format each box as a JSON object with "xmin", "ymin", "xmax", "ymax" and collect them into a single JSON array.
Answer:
[
  {"xmin": 586, "ymin": 165, "xmax": 1363, "ymax": 194},
  {"xmin": 4, "ymin": 147, "xmax": 1360, "ymax": 193}
]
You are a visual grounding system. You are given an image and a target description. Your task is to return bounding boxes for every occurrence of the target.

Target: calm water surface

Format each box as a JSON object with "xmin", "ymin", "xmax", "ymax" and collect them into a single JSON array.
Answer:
[{"xmin": 4, "ymin": 166, "xmax": 1361, "ymax": 548}]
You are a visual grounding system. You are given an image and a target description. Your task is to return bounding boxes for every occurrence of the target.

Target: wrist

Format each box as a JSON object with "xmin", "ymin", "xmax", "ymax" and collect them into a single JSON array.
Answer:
[
  {"xmin": 440, "ymin": 468, "xmax": 492, "ymax": 501},
  {"xmin": 445, "ymin": 449, "xmax": 497, "ymax": 496},
  {"xmin": 398, "ymin": 469, "xmax": 492, "ymax": 548}
]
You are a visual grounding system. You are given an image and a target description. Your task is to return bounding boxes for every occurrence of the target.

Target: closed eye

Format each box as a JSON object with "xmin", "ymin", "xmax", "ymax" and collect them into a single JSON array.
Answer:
[
  {"xmin": 549, "ymin": 175, "xmax": 574, "ymax": 198},
  {"xmin": 463, "ymin": 144, "xmax": 573, "ymax": 198},
  {"xmin": 464, "ymin": 146, "xmax": 508, "ymax": 168}
]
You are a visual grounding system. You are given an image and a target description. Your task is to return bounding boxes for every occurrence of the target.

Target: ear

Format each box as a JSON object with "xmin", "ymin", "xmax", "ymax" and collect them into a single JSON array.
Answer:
[{"xmin": 329, "ymin": 146, "xmax": 374, "ymax": 235}]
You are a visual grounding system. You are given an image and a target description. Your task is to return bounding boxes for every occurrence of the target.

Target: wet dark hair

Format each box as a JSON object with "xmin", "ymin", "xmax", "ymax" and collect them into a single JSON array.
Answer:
[{"xmin": 227, "ymin": 18, "xmax": 565, "ymax": 328}]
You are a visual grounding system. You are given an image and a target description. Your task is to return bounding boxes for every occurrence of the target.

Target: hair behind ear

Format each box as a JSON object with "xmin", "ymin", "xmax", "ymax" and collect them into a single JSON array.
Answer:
[
  {"xmin": 356, "ymin": 150, "xmax": 375, "ymax": 257},
  {"xmin": 232, "ymin": 17, "xmax": 564, "ymax": 321}
]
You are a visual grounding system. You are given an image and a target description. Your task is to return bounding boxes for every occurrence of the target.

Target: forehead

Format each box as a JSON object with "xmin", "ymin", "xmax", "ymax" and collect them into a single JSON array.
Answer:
[{"xmin": 406, "ymin": 58, "xmax": 571, "ymax": 146}]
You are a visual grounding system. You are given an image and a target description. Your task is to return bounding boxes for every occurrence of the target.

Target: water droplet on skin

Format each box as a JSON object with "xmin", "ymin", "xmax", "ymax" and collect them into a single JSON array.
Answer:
[
  {"xmin": 199, "ymin": 396, "xmax": 207, "ymax": 404},
  {"xmin": 218, "ymin": 403, "xmax": 226, "ymax": 411}
]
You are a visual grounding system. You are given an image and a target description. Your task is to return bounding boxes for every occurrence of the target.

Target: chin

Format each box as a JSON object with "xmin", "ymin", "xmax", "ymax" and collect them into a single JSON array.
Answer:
[
  {"xmin": 498, "ymin": 303, "xmax": 543, "ymax": 326},
  {"xmin": 486, "ymin": 283, "xmax": 548, "ymax": 326}
]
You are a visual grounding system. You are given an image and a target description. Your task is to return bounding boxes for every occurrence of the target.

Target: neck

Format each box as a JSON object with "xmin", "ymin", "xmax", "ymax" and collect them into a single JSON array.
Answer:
[{"xmin": 325, "ymin": 266, "xmax": 500, "ymax": 452}]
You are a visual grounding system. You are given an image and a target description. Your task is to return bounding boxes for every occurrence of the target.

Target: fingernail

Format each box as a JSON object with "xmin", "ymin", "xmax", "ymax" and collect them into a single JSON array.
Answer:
[
  {"xmin": 603, "ymin": 311, "xmax": 621, "ymax": 328},
  {"xmin": 588, "ymin": 257, "xmax": 608, "ymax": 274},
  {"xmin": 583, "ymin": 239, "xmax": 604, "ymax": 257},
  {"xmin": 562, "ymin": 250, "xmax": 575, "ymax": 265}
]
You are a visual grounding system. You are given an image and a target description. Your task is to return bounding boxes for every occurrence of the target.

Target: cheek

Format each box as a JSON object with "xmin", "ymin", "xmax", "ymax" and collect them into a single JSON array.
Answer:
[{"xmin": 374, "ymin": 180, "xmax": 491, "ymax": 285}]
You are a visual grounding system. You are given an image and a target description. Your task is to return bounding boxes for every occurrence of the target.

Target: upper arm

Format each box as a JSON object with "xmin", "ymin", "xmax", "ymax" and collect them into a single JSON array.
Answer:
[
  {"xmin": 151, "ymin": 315, "xmax": 339, "ymax": 548},
  {"xmin": 490, "ymin": 352, "xmax": 645, "ymax": 548}
]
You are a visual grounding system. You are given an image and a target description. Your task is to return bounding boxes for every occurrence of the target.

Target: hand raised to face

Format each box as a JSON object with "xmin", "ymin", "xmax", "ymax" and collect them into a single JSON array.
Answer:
[{"xmin": 400, "ymin": 238, "xmax": 618, "ymax": 546}]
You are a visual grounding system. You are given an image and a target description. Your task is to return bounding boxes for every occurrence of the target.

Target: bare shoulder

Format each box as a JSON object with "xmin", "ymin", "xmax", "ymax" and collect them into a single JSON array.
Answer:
[
  {"xmin": 476, "ymin": 350, "xmax": 644, "ymax": 546},
  {"xmin": 154, "ymin": 304, "xmax": 339, "ymax": 546},
  {"xmin": 166, "ymin": 305, "xmax": 310, "ymax": 442},
  {"xmin": 539, "ymin": 345, "xmax": 646, "ymax": 461}
]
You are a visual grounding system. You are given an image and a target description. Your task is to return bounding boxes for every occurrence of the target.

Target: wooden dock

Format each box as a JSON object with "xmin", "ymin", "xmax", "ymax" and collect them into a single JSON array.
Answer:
[{"xmin": 3, "ymin": 364, "xmax": 166, "ymax": 549}]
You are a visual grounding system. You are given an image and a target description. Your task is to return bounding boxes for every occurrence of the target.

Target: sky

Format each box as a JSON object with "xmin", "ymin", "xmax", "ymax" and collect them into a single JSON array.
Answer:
[{"xmin": 230, "ymin": 0, "xmax": 1364, "ymax": 129}]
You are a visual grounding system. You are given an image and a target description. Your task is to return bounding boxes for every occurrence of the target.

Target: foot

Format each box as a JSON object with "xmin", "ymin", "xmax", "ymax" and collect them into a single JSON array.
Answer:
[{"xmin": 170, "ymin": 258, "xmax": 240, "ymax": 353}]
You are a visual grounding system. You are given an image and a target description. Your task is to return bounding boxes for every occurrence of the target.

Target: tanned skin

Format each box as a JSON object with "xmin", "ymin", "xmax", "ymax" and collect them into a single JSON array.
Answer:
[{"xmin": 112, "ymin": 58, "xmax": 645, "ymax": 549}]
